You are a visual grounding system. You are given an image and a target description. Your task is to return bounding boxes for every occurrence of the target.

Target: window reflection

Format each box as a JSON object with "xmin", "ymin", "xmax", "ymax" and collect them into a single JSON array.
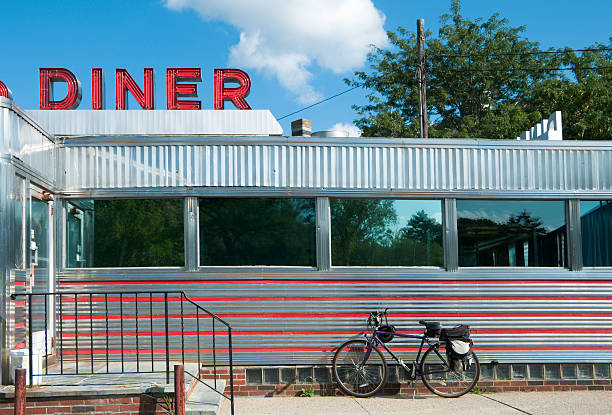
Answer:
[
  {"xmin": 199, "ymin": 198, "xmax": 315, "ymax": 266},
  {"xmin": 331, "ymin": 199, "xmax": 443, "ymax": 266},
  {"xmin": 457, "ymin": 201, "xmax": 566, "ymax": 267},
  {"xmin": 66, "ymin": 199, "xmax": 184, "ymax": 267},
  {"xmin": 581, "ymin": 201, "xmax": 612, "ymax": 267}
]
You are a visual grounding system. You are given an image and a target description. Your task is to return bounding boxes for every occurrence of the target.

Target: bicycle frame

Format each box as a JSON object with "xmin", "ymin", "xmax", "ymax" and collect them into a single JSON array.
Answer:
[{"xmin": 361, "ymin": 329, "xmax": 449, "ymax": 378}]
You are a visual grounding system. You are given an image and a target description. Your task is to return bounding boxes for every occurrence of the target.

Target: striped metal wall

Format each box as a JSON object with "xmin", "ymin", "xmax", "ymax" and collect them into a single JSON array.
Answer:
[
  {"xmin": 59, "ymin": 137, "xmax": 612, "ymax": 196},
  {"xmin": 56, "ymin": 267, "xmax": 612, "ymax": 365}
]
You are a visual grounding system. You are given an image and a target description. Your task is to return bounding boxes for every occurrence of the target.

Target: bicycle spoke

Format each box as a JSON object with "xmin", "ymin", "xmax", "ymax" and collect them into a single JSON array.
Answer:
[
  {"xmin": 420, "ymin": 344, "xmax": 480, "ymax": 398},
  {"xmin": 333, "ymin": 340, "xmax": 387, "ymax": 397}
]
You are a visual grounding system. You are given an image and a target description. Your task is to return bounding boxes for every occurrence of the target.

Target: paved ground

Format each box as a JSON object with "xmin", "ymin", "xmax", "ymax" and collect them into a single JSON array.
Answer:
[{"xmin": 217, "ymin": 391, "xmax": 612, "ymax": 415}]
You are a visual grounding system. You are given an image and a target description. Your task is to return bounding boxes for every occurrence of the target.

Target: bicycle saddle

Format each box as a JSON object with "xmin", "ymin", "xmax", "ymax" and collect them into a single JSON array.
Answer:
[{"xmin": 419, "ymin": 320, "xmax": 440, "ymax": 326}]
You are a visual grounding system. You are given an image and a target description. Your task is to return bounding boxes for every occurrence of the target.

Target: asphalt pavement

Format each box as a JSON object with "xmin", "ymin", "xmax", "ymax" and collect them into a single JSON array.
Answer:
[{"xmin": 218, "ymin": 391, "xmax": 612, "ymax": 415}]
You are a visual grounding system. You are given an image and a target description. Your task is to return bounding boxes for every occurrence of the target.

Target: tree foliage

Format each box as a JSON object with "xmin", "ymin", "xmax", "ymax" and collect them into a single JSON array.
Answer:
[
  {"xmin": 350, "ymin": 0, "xmax": 611, "ymax": 139},
  {"xmin": 93, "ymin": 199, "xmax": 184, "ymax": 267},
  {"xmin": 331, "ymin": 200, "xmax": 443, "ymax": 266}
]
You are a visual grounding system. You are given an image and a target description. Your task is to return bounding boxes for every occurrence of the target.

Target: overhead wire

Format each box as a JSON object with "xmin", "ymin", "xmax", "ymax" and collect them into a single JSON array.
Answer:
[
  {"xmin": 427, "ymin": 47, "xmax": 612, "ymax": 59},
  {"xmin": 276, "ymin": 49, "xmax": 610, "ymax": 120},
  {"xmin": 277, "ymin": 86, "xmax": 360, "ymax": 120}
]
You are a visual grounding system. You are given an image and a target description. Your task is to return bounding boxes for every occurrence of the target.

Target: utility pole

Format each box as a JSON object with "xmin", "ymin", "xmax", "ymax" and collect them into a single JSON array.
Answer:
[{"xmin": 417, "ymin": 19, "xmax": 428, "ymax": 138}]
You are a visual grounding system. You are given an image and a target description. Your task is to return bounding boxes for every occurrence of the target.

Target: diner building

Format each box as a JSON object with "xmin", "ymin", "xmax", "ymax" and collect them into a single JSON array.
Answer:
[{"xmin": 1, "ymin": 95, "xmax": 612, "ymax": 385}]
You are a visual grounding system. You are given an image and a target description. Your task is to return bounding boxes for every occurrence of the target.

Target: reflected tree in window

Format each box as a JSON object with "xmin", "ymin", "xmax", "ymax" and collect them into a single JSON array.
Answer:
[
  {"xmin": 93, "ymin": 199, "xmax": 184, "ymax": 267},
  {"xmin": 395, "ymin": 210, "xmax": 443, "ymax": 266},
  {"xmin": 199, "ymin": 198, "xmax": 315, "ymax": 266},
  {"xmin": 458, "ymin": 203, "xmax": 566, "ymax": 267},
  {"xmin": 331, "ymin": 200, "xmax": 443, "ymax": 266}
]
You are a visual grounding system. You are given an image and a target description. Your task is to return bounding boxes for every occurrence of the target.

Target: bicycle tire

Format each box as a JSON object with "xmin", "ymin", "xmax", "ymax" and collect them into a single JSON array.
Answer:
[
  {"xmin": 420, "ymin": 344, "xmax": 480, "ymax": 398},
  {"xmin": 332, "ymin": 339, "xmax": 387, "ymax": 397}
]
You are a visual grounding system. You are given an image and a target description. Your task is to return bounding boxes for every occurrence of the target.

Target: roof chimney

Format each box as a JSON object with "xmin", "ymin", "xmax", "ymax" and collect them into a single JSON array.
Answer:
[{"xmin": 291, "ymin": 118, "xmax": 311, "ymax": 137}]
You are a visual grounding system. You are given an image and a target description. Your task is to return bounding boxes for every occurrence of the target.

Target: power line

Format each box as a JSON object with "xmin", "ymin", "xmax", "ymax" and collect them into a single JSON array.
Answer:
[
  {"xmin": 427, "ymin": 47, "xmax": 612, "ymax": 59},
  {"xmin": 275, "ymin": 64, "xmax": 609, "ymax": 121},
  {"xmin": 277, "ymin": 86, "xmax": 360, "ymax": 120},
  {"xmin": 432, "ymin": 66, "xmax": 612, "ymax": 73}
]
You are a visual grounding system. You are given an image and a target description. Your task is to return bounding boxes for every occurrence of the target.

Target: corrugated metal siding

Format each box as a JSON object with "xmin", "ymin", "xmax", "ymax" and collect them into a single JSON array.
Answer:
[
  {"xmin": 56, "ymin": 268, "xmax": 612, "ymax": 364},
  {"xmin": 0, "ymin": 104, "xmax": 57, "ymax": 185},
  {"xmin": 59, "ymin": 141, "xmax": 612, "ymax": 194}
]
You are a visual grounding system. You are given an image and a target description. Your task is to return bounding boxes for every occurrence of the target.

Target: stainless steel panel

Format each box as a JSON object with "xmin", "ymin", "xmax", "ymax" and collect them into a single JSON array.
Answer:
[
  {"xmin": 53, "ymin": 267, "xmax": 612, "ymax": 365},
  {"xmin": 0, "ymin": 104, "xmax": 57, "ymax": 186},
  {"xmin": 59, "ymin": 139, "xmax": 612, "ymax": 196},
  {"xmin": 567, "ymin": 200, "xmax": 583, "ymax": 271},
  {"xmin": 443, "ymin": 198, "xmax": 458, "ymax": 271},
  {"xmin": 184, "ymin": 197, "xmax": 199, "ymax": 272},
  {"xmin": 315, "ymin": 198, "xmax": 331, "ymax": 271}
]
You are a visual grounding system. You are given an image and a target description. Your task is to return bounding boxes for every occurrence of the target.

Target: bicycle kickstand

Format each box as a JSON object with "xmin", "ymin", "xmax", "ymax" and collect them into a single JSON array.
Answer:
[{"xmin": 411, "ymin": 380, "xmax": 417, "ymax": 400}]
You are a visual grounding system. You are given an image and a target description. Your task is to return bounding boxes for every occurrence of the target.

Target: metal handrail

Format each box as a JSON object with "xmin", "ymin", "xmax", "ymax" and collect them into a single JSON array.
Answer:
[{"xmin": 11, "ymin": 290, "xmax": 234, "ymax": 415}]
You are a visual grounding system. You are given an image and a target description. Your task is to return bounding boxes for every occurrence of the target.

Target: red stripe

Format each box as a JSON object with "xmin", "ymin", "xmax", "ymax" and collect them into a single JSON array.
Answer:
[
  {"xmin": 59, "ymin": 279, "xmax": 612, "ymax": 286},
  {"xmin": 14, "ymin": 301, "xmax": 25, "ymax": 307},
  {"xmin": 60, "ymin": 311, "xmax": 612, "ymax": 321},
  {"xmin": 59, "ymin": 295, "xmax": 612, "ymax": 304},
  {"xmin": 15, "ymin": 322, "xmax": 25, "ymax": 328},
  {"xmin": 14, "ymin": 282, "xmax": 25, "ymax": 286},
  {"xmin": 61, "ymin": 345, "xmax": 612, "ymax": 355},
  {"xmin": 61, "ymin": 328, "xmax": 612, "ymax": 338},
  {"xmin": 167, "ymin": 295, "xmax": 612, "ymax": 302},
  {"xmin": 14, "ymin": 343, "xmax": 25, "ymax": 349}
]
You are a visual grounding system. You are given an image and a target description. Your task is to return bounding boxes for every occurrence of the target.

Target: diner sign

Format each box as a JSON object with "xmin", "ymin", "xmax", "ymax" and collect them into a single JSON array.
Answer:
[{"xmin": 37, "ymin": 68, "xmax": 251, "ymax": 110}]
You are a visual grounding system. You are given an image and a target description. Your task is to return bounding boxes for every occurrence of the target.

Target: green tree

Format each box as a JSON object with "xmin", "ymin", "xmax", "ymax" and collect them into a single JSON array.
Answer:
[
  {"xmin": 527, "ymin": 43, "xmax": 612, "ymax": 139},
  {"xmin": 93, "ymin": 199, "xmax": 184, "ymax": 267},
  {"xmin": 399, "ymin": 209, "xmax": 443, "ymax": 245},
  {"xmin": 350, "ymin": 0, "xmax": 611, "ymax": 139},
  {"xmin": 199, "ymin": 198, "xmax": 316, "ymax": 266},
  {"xmin": 330, "ymin": 199, "xmax": 397, "ymax": 265}
]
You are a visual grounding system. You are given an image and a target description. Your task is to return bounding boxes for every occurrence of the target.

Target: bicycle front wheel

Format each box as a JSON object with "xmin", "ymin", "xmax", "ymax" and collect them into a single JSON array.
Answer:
[
  {"xmin": 332, "ymin": 339, "xmax": 387, "ymax": 397},
  {"xmin": 420, "ymin": 344, "xmax": 480, "ymax": 398}
]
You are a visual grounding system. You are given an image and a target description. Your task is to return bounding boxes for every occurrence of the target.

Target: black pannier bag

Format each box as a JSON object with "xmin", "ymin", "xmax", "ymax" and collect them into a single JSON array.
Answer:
[{"xmin": 439, "ymin": 325, "xmax": 474, "ymax": 371}]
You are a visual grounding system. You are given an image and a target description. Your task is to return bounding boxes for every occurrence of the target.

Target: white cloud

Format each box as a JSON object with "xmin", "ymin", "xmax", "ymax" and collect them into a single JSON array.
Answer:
[
  {"xmin": 331, "ymin": 122, "xmax": 362, "ymax": 137},
  {"xmin": 165, "ymin": 0, "xmax": 387, "ymax": 104}
]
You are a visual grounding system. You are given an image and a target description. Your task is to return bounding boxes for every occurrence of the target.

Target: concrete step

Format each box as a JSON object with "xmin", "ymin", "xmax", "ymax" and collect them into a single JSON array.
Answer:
[{"xmin": 186, "ymin": 379, "xmax": 227, "ymax": 415}]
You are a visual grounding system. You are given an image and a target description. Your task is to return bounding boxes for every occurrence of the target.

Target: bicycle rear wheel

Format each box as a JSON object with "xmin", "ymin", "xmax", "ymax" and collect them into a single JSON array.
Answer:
[
  {"xmin": 332, "ymin": 339, "xmax": 387, "ymax": 397},
  {"xmin": 420, "ymin": 344, "xmax": 480, "ymax": 398}
]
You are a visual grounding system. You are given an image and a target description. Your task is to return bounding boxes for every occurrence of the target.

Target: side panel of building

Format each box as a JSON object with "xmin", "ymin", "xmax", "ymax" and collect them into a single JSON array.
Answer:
[
  {"xmin": 56, "ymin": 267, "xmax": 612, "ymax": 364},
  {"xmin": 59, "ymin": 139, "xmax": 612, "ymax": 196}
]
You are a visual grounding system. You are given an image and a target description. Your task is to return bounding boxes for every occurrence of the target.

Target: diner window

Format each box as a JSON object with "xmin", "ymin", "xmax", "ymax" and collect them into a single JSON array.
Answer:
[
  {"xmin": 457, "ymin": 200, "xmax": 567, "ymax": 267},
  {"xmin": 330, "ymin": 199, "xmax": 443, "ymax": 266},
  {"xmin": 65, "ymin": 199, "xmax": 184, "ymax": 267},
  {"xmin": 581, "ymin": 201, "xmax": 612, "ymax": 267},
  {"xmin": 199, "ymin": 198, "xmax": 315, "ymax": 266}
]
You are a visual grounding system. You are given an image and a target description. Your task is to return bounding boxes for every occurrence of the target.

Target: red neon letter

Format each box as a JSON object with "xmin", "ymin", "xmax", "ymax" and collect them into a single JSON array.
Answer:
[
  {"xmin": 0, "ymin": 81, "xmax": 10, "ymax": 99},
  {"xmin": 214, "ymin": 68, "xmax": 251, "ymax": 110},
  {"xmin": 166, "ymin": 68, "xmax": 202, "ymax": 110},
  {"xmin": 92, "ymin": 68, "xmax": 104, "ymax": 110},
  {"xmin": 115, "ymin": 68, "xmax": 154, "ymax": 110},
  {"xmin": 39, "ymin": 68, "xmax": 82, "ymax": 110}
]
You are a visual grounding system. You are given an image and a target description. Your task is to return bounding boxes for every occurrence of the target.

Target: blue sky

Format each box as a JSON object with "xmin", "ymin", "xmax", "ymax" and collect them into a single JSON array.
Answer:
[{"xmin": 1, "ymin": 0, "xmax": 610, "ymax": 136}]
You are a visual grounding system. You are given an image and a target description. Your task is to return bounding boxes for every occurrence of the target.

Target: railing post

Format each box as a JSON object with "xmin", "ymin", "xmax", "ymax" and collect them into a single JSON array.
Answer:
[
  {"xmin": 27, "ymin": 296, "xmax": 33, "ymax": 386},
  {"xmin": 164, "ymin": 293, "xmax": 170, "ymax": 384},
  {"xmin": 14, "ymin": 368, "xmax": 26, "ymax": 415},
  {"xmin": 228, "ymin": 327, "xmax": 234, "ymax": 415},
  {"xmin": 174, "ymin": 365, "xmax": 185, "ymax": 415}
]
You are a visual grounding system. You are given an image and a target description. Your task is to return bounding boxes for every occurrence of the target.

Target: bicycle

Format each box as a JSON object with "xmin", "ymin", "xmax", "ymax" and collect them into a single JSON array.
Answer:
[{"xmin": 332, "ymin": 309, "xmax": 480, "ymax": 398}]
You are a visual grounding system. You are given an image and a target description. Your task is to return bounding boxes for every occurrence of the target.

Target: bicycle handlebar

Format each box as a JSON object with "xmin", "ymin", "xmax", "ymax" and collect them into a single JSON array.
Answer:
[{"xmin": 367, "ymin": 309, "xmax": 390, "ymax": 328}]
